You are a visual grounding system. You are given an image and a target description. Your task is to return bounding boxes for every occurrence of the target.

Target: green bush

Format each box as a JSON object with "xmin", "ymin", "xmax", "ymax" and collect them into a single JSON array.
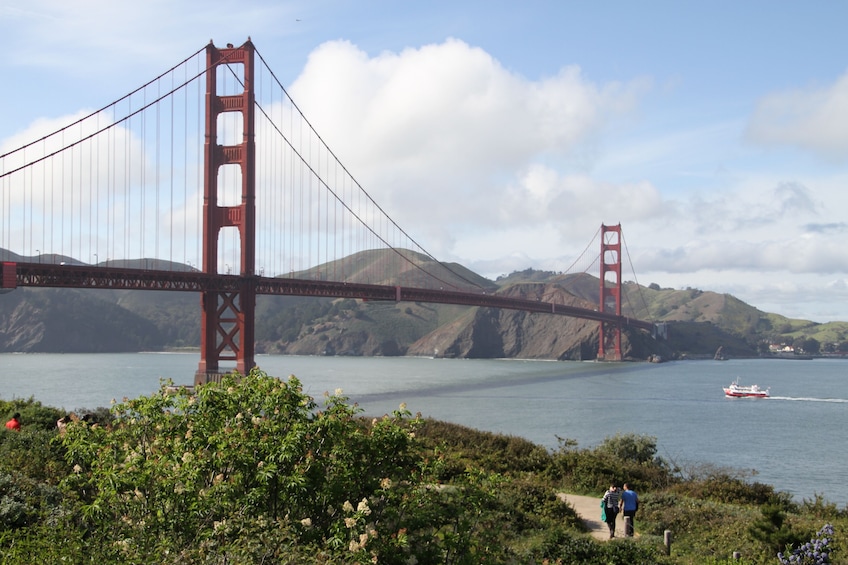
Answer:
[
  {"xmin": 58, "ymin": 369, "xmax": 430, "ymax": 560},
  {"xmin": 595, "ymin": 432, "xmax": 660, "ymax": 465},
  {"xmin": 1, "ymin": 397, "xmax": 65, "ymax": 432},
  {"xmin": 671, "ymin": 473, "xmax": 784, "ymax": 506},
  {"xmin": 417, "ymin": 418, "xmax": 552, "ymax": 476},
  {"xmin": 546, "ymin": 433, "xmax": 676, "ymax": 495}
]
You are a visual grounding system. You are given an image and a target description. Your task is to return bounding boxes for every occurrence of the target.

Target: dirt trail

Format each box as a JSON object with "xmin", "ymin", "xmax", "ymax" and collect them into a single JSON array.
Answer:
[{"xmin": 558, "ymin": 493, "xmax": 627, "ymax": 541}]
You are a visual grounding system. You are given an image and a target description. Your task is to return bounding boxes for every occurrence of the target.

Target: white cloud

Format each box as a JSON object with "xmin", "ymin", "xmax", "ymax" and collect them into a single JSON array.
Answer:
[
  {"xmin": 280, "ymin": 38, "xmax": 848, "ymax": 323},
  {"xmin": 746, "ymin": 70, "xmax": 848, "ymax": 161},
  {"xmin": 287, "ymin": 38, "xmax": 650, "ymax": 258}
]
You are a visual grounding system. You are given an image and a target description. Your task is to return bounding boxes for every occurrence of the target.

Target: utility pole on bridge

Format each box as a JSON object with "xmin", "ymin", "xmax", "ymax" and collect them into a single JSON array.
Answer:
[{"xmin": 195, "ymin": 40, "xmax": 257, "ymax": 385}]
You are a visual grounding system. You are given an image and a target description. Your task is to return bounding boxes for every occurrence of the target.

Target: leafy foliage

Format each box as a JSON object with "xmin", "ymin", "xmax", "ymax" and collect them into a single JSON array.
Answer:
[
  {"xmin": 546, "ymin": 433, "xmax": 676, "ymax": 494},
  {"xmin": 1, "ymin": 379, "xmax": 846, "ymax": 563},
  {"xmin": 672, "ymin": 473, "xmax": 783, "ymax": 506},
  {"xmin": 58, "ymin": 369, "xmax": 429, "ymax": 561},
  {"xmin": 750, "ymin": 502, "xmax": 812, "ymax": 556},
  {"xmin": 596, "ymin": 432, "xmax": 661, "ymax": 465}
]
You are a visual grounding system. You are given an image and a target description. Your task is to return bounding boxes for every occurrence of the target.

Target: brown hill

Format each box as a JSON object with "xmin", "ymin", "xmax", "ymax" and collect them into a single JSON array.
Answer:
[{"xmin": 3, "ymin": 250, "xmax": 843, "ymax": 358}]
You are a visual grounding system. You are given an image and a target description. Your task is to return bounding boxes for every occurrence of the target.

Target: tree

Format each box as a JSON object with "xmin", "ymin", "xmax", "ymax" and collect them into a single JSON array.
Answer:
[
  {"xmin": 797, "ymin": 337, "xmax": 821, "ymax": 355},
  {"xmin": 749, "ymin": 502, "xmax": 809, "ymax": 555},
  {"xmin": 60, "ymin": 369, "xmax": 429, "ymax": 561}
]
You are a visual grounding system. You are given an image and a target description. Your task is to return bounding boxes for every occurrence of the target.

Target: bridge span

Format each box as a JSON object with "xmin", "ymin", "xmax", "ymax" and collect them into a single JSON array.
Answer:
[{"xmin": 2, "ymin": 260, "xmax": 654, "ymax": 332}]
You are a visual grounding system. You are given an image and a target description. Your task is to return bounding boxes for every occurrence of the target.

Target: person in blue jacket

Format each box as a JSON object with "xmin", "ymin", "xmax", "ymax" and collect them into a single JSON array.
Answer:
[{"xmin": 619, "ymin": 482, "xmax": 639, "ymax": 536}]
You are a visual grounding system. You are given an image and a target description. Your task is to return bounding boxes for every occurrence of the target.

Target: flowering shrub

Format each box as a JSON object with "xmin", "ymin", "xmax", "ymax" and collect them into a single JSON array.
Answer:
[
  {"xmin": 778, "ymin": 523, "xmax": 835, "ymax": 564},
  {"xmin": 58, "ymin": 368, "xmax": 425, "ymax": 561}
]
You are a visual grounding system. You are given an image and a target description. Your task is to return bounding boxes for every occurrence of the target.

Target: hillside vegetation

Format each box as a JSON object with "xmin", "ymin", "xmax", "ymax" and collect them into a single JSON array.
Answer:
[
  {"xmin": 2, "ymin": 251, "xmax": 847, "ymax": 358},
  {"xmin": 1, "ymin": 370, "xmax": 844, "ymax": 564}
]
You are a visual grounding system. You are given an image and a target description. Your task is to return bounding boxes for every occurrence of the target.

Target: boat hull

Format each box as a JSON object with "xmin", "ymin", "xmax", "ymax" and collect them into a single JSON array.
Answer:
[{"xmin": 724, "ymin": 389, "xmax": 769, "ymax": 398}]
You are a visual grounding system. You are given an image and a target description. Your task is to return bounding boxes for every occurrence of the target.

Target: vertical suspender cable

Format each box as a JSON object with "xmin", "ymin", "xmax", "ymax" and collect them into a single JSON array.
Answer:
[
  {"xmin": 141, "ymin": 86, "xmax": 147, "ymax": 263},
  {"xmin": 42, "ymin": 139, "xmax": 47, "ymax": 258},
  {"xmin": 77, "ymin": 119, "xmax": 82, "ymax": 261},
  {"xmin": 183, "ymin": 61, "xmax": 188, "ymax": 269},
  {"xmin": 168, "ymin": 66, "xmax": 175, "ymax": 270}
]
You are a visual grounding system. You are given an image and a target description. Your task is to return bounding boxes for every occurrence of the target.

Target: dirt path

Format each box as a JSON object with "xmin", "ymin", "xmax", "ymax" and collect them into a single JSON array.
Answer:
[{"xmin": 557, "ymin": 493, "xmax": 626, "ymax": 541}]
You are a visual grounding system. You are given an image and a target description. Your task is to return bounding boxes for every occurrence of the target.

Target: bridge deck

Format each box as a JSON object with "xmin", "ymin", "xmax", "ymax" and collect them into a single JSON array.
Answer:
[{"xmin": 2, "ymin": 261, "xmax": 654, "ymax": 332}]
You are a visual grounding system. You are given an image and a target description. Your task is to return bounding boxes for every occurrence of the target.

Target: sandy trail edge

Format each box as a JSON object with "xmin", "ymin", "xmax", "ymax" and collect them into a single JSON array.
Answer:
[{"xmin": 557, "ymin": 493, "xmax": 627, "ymax": 541}]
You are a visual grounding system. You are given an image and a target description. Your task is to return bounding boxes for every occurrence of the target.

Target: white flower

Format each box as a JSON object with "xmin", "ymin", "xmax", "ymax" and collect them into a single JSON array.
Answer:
[
  {"xmin": 300, "ymin": 517, "xmax": 312, "ymax": 527},
  {"xmin": 357, "ymin": 498, "xmax": 371, "ymax": 515},
  {"xmin": 343, "ymin": 500, "xmax": 354, "ymax": 513}
]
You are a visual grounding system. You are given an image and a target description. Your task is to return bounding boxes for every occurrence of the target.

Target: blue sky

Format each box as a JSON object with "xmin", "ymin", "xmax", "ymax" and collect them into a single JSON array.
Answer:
[{"xmin": 2, "ymin": 0, "xmax": 848, "ymax": 322}]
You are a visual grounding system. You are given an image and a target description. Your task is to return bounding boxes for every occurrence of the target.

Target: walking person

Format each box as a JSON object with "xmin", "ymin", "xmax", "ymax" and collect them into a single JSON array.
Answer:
[
  {"xmin": 619, "ymin": 482, "xmax": 639, "ymax": 537},
  {"xmin": 602, "ymin": 484, "xmax": 620, "ymax": 538}
]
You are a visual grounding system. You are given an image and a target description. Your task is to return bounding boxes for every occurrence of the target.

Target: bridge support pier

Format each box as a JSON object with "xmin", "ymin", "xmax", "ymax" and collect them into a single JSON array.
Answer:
[
  {"xmin": 195, "ymin": 39, "xmax": 257, "ymax": 386},
  {"xmin": 597, "ymin": 224, "xmax": 623, "ymax": 361}
]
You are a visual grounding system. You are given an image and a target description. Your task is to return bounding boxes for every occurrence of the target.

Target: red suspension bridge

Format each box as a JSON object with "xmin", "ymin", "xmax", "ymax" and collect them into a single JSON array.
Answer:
[{"xmin": 0, "ymin": 39, "xmax": 659, "ymax": 384}]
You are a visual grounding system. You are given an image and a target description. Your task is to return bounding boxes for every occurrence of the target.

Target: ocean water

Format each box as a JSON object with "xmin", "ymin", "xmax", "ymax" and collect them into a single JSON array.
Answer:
[{"xmin": 1, "ymin": 353, "xmax": 846, "ymax": 506}]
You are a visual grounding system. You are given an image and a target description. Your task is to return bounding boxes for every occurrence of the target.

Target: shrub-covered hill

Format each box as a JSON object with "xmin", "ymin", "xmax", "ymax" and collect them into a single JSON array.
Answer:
[
  {"xmin": 1, "ymin": 372, "xmax": 844, "ymax": 564},
  {"xmin": 2, "ymin": 252, "xmax": 846, "ymax": 358}
]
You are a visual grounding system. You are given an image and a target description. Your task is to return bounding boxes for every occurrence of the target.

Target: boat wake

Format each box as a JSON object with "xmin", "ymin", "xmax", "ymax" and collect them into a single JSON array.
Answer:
[{"xmin": 769, "ymin": 396, "xmax": 848, "ymax": 403}]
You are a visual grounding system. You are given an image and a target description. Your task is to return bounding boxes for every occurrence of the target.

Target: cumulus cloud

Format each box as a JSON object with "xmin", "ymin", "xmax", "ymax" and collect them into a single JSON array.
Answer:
[
  {"xmin": 283, "ymin": 38, "xmax": 848, "ymax": 316},
  {"xmin": 287, "ymin": 38, "xmax": 651, "ymax": 258},
  {"xmin": 746, "ymin": 70, "xmax": 848, "ymax": 161}
]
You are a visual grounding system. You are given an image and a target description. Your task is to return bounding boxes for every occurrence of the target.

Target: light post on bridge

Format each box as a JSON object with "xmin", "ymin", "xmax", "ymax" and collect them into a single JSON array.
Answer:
[{"xmin": 36, "ymin": 249, "xmax": 40, "ymax": 263}]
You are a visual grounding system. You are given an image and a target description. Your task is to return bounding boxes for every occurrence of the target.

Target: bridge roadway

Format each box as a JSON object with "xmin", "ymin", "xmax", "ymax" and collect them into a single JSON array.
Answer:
[{"xmin": 2, "ymin": 262, "xmax": 655, "ymax": 332}]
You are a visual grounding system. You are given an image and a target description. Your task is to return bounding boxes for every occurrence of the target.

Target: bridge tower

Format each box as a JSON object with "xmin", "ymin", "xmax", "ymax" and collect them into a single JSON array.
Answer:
[
  {"xmin": 195, "ymin": 40, "xmax": 257, "ymax": 385},
  {"xmin": 597, "ymin": 223, "xmax": 623, "ymax": 361}
]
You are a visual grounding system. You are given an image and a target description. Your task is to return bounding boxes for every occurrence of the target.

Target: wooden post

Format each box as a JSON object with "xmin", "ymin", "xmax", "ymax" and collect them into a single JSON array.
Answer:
[
  {"xmin": 664, "ymin": 530, "xmax": 672, "ymax": 555},
  {"xmin": 624, "ymin": 515, "xmax": 633, "ymax": 537}
]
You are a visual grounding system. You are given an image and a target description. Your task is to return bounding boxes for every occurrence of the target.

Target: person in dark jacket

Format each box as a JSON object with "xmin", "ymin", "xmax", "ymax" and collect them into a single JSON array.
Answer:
[{"xmin": 602, "ymin": 484, "xmax": 620, "ymax": 538}]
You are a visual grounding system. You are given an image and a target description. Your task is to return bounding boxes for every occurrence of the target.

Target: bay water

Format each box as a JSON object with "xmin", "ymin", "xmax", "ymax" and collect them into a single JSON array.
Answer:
[{"xmin": 1, "ymin": 353, "xmax": 846, "ymax": 507}]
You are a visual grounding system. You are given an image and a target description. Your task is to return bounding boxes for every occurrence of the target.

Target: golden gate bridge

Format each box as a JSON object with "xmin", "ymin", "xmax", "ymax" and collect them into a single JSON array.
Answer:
[{"xmin": 0, "ymin": 39, "xmax": 659, "ymax": 384}]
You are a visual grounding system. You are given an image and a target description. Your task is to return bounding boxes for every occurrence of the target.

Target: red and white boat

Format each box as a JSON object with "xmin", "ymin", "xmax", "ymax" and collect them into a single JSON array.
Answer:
[{"xmin": 724, "ymin": 379, "xmax": 770, "ymax": 398}]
